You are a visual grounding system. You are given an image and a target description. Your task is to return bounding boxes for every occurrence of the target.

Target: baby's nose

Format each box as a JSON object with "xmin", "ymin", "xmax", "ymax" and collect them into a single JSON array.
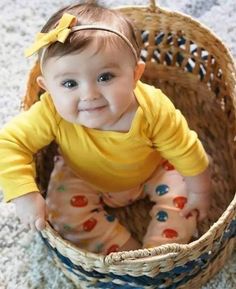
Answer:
[{"xmin": 81, "ymin": 85, "xmax": 100, "ymax": 101}]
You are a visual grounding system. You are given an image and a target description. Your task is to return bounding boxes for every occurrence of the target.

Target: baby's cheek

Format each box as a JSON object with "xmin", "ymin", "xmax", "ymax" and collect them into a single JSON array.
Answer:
[{"xmin": 56, "ymin": 103, "xmax": 77, "ymax": 122}]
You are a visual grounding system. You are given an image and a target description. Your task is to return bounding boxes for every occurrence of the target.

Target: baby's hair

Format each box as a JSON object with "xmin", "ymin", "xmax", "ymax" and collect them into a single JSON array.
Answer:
[{"xmin": 39, "ymin": 1, "xmax": 141, "ymax": 64}]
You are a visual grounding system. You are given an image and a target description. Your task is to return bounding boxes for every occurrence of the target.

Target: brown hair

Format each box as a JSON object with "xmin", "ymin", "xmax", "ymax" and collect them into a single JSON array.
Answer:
[{"xmin": 39, "ymin": 2, "xmax": 140, "ymax": 64}]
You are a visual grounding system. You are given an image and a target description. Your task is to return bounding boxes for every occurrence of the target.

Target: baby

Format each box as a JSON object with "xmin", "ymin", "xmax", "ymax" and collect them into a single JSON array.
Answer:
[{"xmin": 0, "ymin": 2, "xmax": 211, "ymax": 254}]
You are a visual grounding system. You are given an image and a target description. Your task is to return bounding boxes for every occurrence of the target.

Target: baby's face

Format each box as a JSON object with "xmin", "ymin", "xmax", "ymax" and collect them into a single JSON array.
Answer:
[{"xmin": 39, "ymin": 43, "xmax": 143, "ymax": 130}]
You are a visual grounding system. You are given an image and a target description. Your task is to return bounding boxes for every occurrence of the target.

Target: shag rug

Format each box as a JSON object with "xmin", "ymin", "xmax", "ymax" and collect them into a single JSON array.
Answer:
[{"xmin": 0, "ymin": 0, "xmax": 235, "ymax": 288}]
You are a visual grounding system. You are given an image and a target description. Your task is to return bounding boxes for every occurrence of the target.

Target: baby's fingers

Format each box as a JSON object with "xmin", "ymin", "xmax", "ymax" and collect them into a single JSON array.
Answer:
[
  {"xmin": 180, "ymin": 204, "xmax": 197, "ymax": 218},
  {"xmin": 181, "ymin": 204, "xmax": 207, "ymax": 221},
  {"xmin": 16, "ymin": 215, "xmax": 31, "ymax": 230},
  {"xmin": 35, "ymin": 217, "xmax": 46, "ymax": 231},
  {"xmin": 19, "ymin": 215, "xmax": 45, "ymax": 231},
  {"xmin": 195, "ymin": 208, "xmax": 207, "ymax": 221}
]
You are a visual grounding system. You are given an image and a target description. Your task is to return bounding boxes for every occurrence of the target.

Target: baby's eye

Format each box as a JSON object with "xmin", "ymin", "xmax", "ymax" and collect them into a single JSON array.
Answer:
[
  {"xmin": 61, "ymin": 80, "xmax": 78, "ymax": 89},
  {"xmin": 97, "ymin": 73, "xmax": 114, "ymax": 83}
]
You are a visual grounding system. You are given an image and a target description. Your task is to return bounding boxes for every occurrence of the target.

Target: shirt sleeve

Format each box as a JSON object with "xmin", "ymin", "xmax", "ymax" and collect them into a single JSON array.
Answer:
[
  {"xmin": 150, "ymin": 90, "xmax": 209, "ymax": 176},
  {"xmin": 0, "ymin": 93, "xmax": 60, "ymax": 202}
]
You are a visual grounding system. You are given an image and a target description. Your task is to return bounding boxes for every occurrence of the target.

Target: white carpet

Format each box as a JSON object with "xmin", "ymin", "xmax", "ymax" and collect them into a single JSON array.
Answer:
[{"xmin": 0, "ymin": 0, "xmax": 235, "ymax": 288}]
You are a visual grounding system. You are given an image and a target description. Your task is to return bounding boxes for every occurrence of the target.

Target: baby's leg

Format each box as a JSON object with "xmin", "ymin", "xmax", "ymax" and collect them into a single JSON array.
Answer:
[
  {"xmin": 143, "ymin": 161, "xmax": 197, "ymax": 248},
  {"xmin": 46, "ymin": 156, "xmax": 135, "ymax": 254}
]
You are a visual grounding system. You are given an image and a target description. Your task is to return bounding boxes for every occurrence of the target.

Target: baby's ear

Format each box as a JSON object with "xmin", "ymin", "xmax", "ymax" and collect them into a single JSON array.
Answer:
[
  {"xmin": 36, "ymin": 75, "xmax": 48, "ymax": 91},
  {"xmin": 133, "ymin": 60, "xmax": 145, "ymax": 87}
]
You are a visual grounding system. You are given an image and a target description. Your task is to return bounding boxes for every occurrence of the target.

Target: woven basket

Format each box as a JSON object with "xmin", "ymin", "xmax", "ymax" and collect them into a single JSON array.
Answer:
[{"xmin": 22, "ymin": 1, "xmax": 236, "ymax": 288}]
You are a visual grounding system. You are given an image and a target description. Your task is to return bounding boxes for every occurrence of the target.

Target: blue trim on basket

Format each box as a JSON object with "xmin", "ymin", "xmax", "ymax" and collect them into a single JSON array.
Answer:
[{"xmin": 41, "ymin": 219, "xmax": 236, "ymax": 288}]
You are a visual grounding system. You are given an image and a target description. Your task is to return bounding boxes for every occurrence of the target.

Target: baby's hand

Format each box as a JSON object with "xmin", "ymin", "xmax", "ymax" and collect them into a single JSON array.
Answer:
[
  {"xmin": 181, "ymin": 190, "xmax": 211, "ymax": 221},
  {"xmin": 181, "ymin": 168, "xmax": 212, "ymax": 221},
  {"xmin": 12, "ymin": 191, "xmax": 47, "ymax": 231}
]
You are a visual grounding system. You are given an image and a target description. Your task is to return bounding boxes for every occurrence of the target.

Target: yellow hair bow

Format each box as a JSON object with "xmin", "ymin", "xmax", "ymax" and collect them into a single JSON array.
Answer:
[{"xmin": 25, "ymin": 13, "xmax": 76, "ymax": 57}]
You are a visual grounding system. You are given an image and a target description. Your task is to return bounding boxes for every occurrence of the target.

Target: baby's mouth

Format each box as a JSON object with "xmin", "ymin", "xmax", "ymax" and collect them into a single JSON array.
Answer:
[{"xmin": 79, "ymin": 105, "xmax": 107, "ymax": 112}]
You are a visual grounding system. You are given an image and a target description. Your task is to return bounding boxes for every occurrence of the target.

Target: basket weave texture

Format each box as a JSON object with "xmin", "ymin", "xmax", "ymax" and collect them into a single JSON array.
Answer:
[{"xmin": 23, "ymin": 1, "xmax": 236, "ymax": 288}]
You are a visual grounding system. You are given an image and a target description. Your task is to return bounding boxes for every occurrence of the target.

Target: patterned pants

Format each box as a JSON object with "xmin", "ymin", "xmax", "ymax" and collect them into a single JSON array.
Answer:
[{"xmin": 46, "ymin": 157, "xmax": 197, "ymax": 254}]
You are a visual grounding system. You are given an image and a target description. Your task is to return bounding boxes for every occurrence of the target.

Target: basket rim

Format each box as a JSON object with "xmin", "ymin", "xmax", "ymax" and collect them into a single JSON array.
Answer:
[{"xmin": 115, "ymin": 4, "xmax": 236, "ymax": 75}]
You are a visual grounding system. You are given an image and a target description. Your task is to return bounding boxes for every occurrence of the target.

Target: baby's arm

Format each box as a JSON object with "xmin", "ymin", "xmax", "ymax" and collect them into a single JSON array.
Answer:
[
  {"xmin": 12, "ymin": 192, "xmax": 47, "ymax": 231},
  {"xmin": 181, "ymin": 167, "xmax": 212, "ymax": 221},
  {"xmin": 0, "ymin": 94, "xmax": 58, "ymax": 230},
  {"xmin": 149, "ymin": 91, "xmax": 212, "ymax": 221}
]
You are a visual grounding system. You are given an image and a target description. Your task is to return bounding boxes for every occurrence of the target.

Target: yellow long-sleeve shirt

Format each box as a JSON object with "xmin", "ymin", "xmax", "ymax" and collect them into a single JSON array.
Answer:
[{"xmin": 0, "ymin": 81, "xmax": 209, "ymax": 202}]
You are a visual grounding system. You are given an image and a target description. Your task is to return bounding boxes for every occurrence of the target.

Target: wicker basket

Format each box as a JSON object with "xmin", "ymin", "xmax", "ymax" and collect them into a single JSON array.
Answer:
[{"xmin": 23, "ymin": 1, "xmax": 236, "ymax": 288}]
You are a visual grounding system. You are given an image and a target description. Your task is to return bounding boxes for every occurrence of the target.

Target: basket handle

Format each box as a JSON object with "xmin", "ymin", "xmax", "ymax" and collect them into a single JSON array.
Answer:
[
  {"xmin": 104, "ymin": 243, "xmax": 189, "ymax": 265},
  {"xmin": 149, "ymin": 0, "xmax": 157, "ymax": 11}
]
